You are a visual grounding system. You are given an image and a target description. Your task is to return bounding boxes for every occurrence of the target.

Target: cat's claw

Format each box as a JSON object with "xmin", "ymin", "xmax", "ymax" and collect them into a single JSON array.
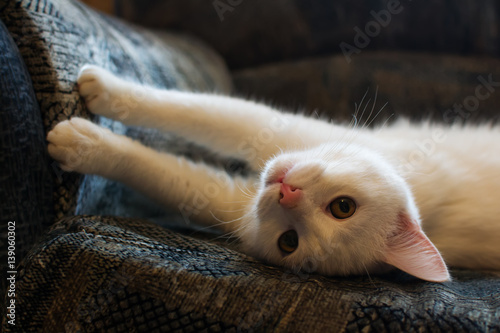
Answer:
[
  {"xmin": 47, "ymin": 117, "xmax": 111, "ymax": 173},
  {"xmin": 77, "ymin": 65, "xmax": 134, "ymax": 121}
]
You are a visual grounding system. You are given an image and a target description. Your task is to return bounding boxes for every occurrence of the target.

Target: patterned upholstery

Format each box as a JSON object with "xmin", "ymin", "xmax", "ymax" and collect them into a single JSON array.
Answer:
[
  {"xmin": 0, "ymin": 18, "xmax": 55, "ymax": 306},
  {"xmin": 1, "ymin": 0, "xmax": 500, "ymax": 332},
  {"xmin": 0, "ymin": 0, "xmax": 231, "ymax": 221},
  {"xmin": 233, "ymin": 52, "xmax": 500, "ymax": 124},
  {"xmin": 10, "ymin": 216, "xmax": 500, "ymax": 332}
]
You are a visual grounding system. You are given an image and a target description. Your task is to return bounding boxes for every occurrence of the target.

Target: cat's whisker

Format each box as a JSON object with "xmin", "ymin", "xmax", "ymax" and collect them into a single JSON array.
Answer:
[
  {"xmin": 199, "ymin": 214, "xmax": 249, "ymax": 240},
  {"xmin": 348, "ymin": 113, "xmax": 359, "ymax": 130},
  {"xmin": 211, "ymin": 228, "xmax": 241, "ymax": 242},
  {"xmin": 361, "ymin": 86, "xmax": 379, "ymax": 129},
  {"xmin": 192, "ymin": 209, "xmax": 248, "ymax": 233},
  {"xmin": 358, "ymin": 98, "xmax": 372, "ymax": 127},
  {"xmin": 221, "ymin": 199, "xmax": 250, "ymax": 204},
  {"xmin": 375, "ymin": 112, "xmax": 395, "ymax": 133},
  {"xmin": 341, "ymin": 104, "xmax": 370, "ymax": 147},
  {"xmin": 215, "ymin": 206, "xmax": 248, "ymax": 213},
  {"xmin": 235, "ymin": 180, "xmax": 256, "ymax": 199},
  {"xmin": 209, "ymin": 211, "xmax": 245, "ymax": 225},
  {"xmin": 235, "ymin": 190, "xmax": 254, "ymax": 200},
  {"xmin": 365, "ymin": 101, "xmax": 389, "ymax": 129},
  {"xmin": 321, "ymin": 118, "xmax": 361, "ymax": 158},
  {"xmin": 217, "ymin": 220, "xmax": 256, "ymax": 244},
  {"xmin": 324, "ymin": 124, "xmax": 360, "ymax": 159},
  {"xmin": 354, "ymin": 88, "xmax": 370, "ymax": 128},
  {"xmin": 206, "ymin": 231, "xmax": 240, "ymax": 245},
  {"xmin": 216, "ymin": 221, "xmax": 247, "ymax": 238},
  {"xmin": 360, "ymin": 261, "xmax": 376, "ymax": 287},
  {"xmin": 192, "ymin": 218, "xmax": 239, "ymax": 235}
]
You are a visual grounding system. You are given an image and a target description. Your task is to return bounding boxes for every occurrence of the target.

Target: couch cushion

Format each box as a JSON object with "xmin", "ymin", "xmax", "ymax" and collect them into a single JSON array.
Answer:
[
  {"xmin": 233, "ymin": 52, "xmax": 500, "ymax": 124},
  {"xmin": 7, "ymin": 216, "xmax": 500, "ymax": 332}
]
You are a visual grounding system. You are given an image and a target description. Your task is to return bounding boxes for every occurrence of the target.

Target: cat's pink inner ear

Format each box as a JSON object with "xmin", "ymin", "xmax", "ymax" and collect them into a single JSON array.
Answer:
[{"xmin": 384, "ymin": 213, "xmax": 450, "ymax": 282}]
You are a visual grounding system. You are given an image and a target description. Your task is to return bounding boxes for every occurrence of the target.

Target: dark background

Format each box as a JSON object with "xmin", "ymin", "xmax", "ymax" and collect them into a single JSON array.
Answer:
[{"xmin": 83, "ymin": 0, "xmax": 500, "ymax": 123}]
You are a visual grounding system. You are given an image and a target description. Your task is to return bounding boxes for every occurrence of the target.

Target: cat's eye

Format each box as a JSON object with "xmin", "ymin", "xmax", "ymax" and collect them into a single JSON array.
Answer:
[
  {"xmin": 278, "ymin": 230, "xmax": 298, "ymax": 254},
  {"xmin": 329, "ymin": 197, "xmax": 356, "ymax": 219}
]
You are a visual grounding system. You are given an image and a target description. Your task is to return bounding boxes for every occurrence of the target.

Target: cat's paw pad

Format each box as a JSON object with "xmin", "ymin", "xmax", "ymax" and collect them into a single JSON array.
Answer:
[
  {"xmin": 47, "ymin": 117, "xmax": 110, "ymax": 173},
  {"xmin": 77, "ymin": 65, "xmax": 132, "ymax": 120}
]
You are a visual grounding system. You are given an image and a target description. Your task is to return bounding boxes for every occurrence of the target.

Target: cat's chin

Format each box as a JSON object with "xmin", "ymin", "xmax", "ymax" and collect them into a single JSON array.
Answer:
[{"xmin": 242, "ymin": 245, "xmax": 392, "ymax": 279}]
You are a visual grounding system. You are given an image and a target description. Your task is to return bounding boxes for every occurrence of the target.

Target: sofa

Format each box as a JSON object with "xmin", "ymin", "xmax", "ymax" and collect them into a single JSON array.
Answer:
[{"xmin": 1, "ymin": 0, "xmax": 499, "ymax": 331}]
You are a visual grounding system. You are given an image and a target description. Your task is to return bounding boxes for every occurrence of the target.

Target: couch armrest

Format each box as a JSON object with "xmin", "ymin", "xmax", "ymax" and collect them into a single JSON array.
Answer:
[
  {"xmin": 0, "ymin": 0, "xmax": 232, "ymax": 221},
  {"xmin": 0, "ymin": 18, "xmax": 55, "ymax": 306},
  {"xmin": 0, "ymin": 0, "xmax": 232, "ymax": 300}
]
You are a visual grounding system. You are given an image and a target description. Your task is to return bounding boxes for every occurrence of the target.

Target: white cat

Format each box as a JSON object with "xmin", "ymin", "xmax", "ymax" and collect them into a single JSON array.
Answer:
[{"xmin": 47, "ymin": 65, "xmax": 500, "ymax": 282}]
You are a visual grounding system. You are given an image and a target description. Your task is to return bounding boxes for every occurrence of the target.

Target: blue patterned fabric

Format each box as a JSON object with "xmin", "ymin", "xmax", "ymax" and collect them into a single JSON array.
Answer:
[
  {"xmin": 0, "ymin": 0, "xmax": 231, "ymax": 221},
  {"xmin": 0, "ymin": 19, "xmax": 55, "ymax": 304}
]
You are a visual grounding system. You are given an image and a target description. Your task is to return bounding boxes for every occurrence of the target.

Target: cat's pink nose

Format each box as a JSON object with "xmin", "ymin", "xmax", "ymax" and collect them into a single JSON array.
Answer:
[{"xmin": 279, "ymin": 182, "xmax": 302, "ymax": 208}]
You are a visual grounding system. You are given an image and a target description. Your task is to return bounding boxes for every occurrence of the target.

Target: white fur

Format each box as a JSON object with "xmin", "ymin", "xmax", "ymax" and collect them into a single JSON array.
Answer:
[{"xmin": 47, "ymin": 65, "xmax": 500, "ymax": 282}]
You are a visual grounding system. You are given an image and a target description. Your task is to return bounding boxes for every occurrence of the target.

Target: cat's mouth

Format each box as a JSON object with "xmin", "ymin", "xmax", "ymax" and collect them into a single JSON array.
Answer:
[
  {"xmin": 265, "ymin": 173, "xmax": 285, "ymax": 187},
  {"xmin": 264, "ymin": 164, "xmax": 294, "ymax": 187}
]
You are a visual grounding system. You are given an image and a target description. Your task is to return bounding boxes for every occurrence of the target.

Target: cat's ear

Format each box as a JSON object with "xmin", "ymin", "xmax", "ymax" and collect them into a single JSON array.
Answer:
[{"xmin": 384, "ymin": 213, "xmax": 450, "ymax": 282}]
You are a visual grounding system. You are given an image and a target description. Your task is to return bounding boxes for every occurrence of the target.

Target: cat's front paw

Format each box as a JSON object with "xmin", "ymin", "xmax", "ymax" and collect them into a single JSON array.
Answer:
[
  {"xmin": 47, "ymin": 117, "xmax": 111, "ymax": 174},
  {"xmin": 77, "ymin": 65, "xmax": 137, "ymax": 122}
]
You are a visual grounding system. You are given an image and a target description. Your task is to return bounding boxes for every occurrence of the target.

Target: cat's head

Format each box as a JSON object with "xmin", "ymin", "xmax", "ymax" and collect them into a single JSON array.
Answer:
[{"xmin": 240, "ymin": 143, "xmax": 450, "ymax": 282}]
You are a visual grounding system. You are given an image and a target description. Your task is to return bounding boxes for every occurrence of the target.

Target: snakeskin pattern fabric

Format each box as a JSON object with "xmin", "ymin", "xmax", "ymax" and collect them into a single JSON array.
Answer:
[{"xmin": 6, "ymin": 216, "xmax": 500, "ymax": 332}]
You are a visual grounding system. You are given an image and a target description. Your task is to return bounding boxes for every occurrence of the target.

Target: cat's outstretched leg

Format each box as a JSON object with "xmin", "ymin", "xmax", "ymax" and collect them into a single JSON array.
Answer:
[
  {"xmin": 77, "ymin": 65, "xmax": 334, "ymax": 170},
  {"xmin": 47, "ymin": 117, "xmax": 252, "ymax": 231}
]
